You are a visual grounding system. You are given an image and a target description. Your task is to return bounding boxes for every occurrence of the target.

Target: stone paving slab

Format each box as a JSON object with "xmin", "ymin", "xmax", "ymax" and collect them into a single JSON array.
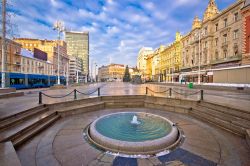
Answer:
[
  {"xmin": 0, "ymin": 142, "xmax": 21, "ymax": 166},
  {"xmin": 158, "ymin": 148, "xmax": 216, "ymax": 166}
]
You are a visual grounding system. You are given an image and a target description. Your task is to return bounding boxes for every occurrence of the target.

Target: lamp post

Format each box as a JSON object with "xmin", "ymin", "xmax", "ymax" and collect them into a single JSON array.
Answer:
[
  {"xmin": 53, "ymin": 20, "xmax": 64, "ymax": 85},
  {"xmin": 196, "ymin": 30, "xmax": 204, "ymax": 85},
  {"xmin": 94, "ymin": 62, "xmax": 97, "ymax": 82},
  {"xmin": 1, "ymin": 0, "xmax": 6, "ymax": 88}
]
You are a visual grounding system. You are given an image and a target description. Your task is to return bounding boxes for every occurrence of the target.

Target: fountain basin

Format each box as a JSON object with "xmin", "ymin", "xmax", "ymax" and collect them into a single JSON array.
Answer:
[{"xmin": 87, "ymin": 112, "xmax": 182, "ymax": 155}]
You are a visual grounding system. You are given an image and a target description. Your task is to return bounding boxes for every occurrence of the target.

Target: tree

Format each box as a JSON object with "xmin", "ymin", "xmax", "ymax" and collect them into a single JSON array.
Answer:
[{"xmin": 123, "ymin": 65, "xmax": 131, "ymax": 82}]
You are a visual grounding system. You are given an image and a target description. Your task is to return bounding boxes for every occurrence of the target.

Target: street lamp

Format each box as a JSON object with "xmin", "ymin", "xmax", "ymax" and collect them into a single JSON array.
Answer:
[
  {"xmin": 94, "ymin": 63, "xmax": 97, "ymax": 82},
  {"xmin": 1, "ymin": 0, "xmax": 6, "ymax": 88},
  {"xmin": 53, "ymin": 20, "xmax": 65, "ymax": 85}
]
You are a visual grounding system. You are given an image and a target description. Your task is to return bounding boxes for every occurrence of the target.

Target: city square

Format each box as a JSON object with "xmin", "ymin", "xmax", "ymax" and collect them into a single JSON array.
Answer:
[{"xmin": 1, "ymin": 0, "xmax": 250, "ymax": 166}]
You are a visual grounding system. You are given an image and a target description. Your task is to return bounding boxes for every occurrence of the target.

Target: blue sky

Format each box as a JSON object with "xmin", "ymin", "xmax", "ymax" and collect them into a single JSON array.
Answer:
[{"xmin": 10, "ymin": 0, "xmax": 236, "ymax": 67}]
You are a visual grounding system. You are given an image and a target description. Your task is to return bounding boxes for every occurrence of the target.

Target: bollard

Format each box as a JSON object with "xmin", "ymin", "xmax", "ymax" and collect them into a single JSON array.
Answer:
[
  {"xmin": 74, "ymin": 89, "xmax": 77, "ymax": 100},
  {"xmin": 200, "ymin": 90, "xmax": 204, "ymax": 101},
  {"xmin": 169, "ymin": 88, "xmax": 172, "ymax": 97},
  {"xmin": 39, "ymin": 92, "xmax": 42, "ymax": 104},
  {"xmin": 146, "ymin": 87, "xmax": 148, "ymax": 95},
  {"xmin": 98, "ymin": 88, "xmax": 100, "ymax": 96}
]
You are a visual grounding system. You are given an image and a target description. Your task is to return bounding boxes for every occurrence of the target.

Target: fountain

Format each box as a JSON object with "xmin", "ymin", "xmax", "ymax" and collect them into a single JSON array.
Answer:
[
  {"xmin": 131, "ymin": 115, "xmax": 140, "ymax": 124},
  {"xmin": 86, "ymin": 112, "xmax": 182, "ymax": 156}
]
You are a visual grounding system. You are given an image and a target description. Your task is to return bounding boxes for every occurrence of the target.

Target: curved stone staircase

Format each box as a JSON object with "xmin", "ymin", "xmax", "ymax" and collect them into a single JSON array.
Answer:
[{"xmin": 0, "ymin": 95, "xmax": 249, "ymax": 165}]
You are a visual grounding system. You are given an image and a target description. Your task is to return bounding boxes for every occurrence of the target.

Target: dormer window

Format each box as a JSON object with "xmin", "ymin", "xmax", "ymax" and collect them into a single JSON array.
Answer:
[
  {"xmin": 215, "ymin": 23, "xmax": 218, "ymax": 31},
  {"xmin": 234, "ymin": 13, "xmax": 238, "ymax": 22}
]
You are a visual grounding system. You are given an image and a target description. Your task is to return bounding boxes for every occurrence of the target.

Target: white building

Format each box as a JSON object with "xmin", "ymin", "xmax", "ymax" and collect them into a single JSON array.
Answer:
[
  {"xmin": 137, "ymin": 47, "xmax": 153, "ymax": 80},
  {"xmin": 20, "ymin": 48, "xmax": 54, "ymax": 75},
  {"xmin": 69, "ymin": 56, "xmax": 84, "ymax": 83}
]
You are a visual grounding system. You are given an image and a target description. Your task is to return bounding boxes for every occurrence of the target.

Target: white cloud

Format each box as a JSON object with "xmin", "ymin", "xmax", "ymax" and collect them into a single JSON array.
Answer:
[{"xmin": 11, "ymin": 0, "xmax": 212, "ymax": 67}]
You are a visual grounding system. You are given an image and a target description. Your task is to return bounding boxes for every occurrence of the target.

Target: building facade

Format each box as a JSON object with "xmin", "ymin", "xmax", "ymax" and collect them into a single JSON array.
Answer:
[
  {"xmin": 0, "ymin": 37, "xmax": 22, "ymax": 73},
  {"xmin": 181, "ymin": 0, "xmax": 245, "ymax": 83},
  {"xmin": 65, "ymin": 31, "xmax": 89, "ymax": 77},
  {"xmin": 20, "ymin": 48, "xmax": 53, "ymax": 75},
  {"xmin": 160, "ymin": 32, "xmax": 182, "ymax": 82},
  {"xmin": 13, "ymin": 38, "xmax": 69, "ymax": 77},
  {"xmin": 98, "ymin": 64, "xmax": 125, "ymax": 82},
  {"xmin": 137, "ymin": 47, "xmax": 153, "ymax": 81},
  {"xmin": 241, "ymin": 0, "xmax": 250, "ymax": 64},
  {"xmin": 69, "ymin": 56, "xmax": 84, "ymax": 83}
]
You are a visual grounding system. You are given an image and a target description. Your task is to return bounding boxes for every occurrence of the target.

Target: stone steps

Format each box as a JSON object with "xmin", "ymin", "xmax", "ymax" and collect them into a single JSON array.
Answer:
[
  {"xmin": 198, "ymin": 101, "xmax": 250, "ymax": 121},
  {"xmin": 0, "ymin": 106, "xmax": 50, "ymax": 131},
  {"xmin": 105, "ymin": 101, "xmax": 145, "ymax": 108},
  {"xmin": 13, "ymin": 115, "xmax": 60, "ymax": 148},
  {"xmin": 0, "ymin": 105, "xmax": 46, "ymax": 122},
  {"xmin": 0, "ymin": 92, "xmax": 24, "ymax": 99},
  {"xmin": 57, "ymin": 101, "xmax": 105, "ymax": 117},
  {"xmin": 145, "ymin": 101, "xmax": 191, "ymax": 114},
  {"xmin": 193, "ymin": 105, "xmax": 250, "ymax": 129},
  {"xmin": 0, "ymin": 111, "xmax": 58, "ymax": 144},
  {"xmin": 190, "ymin": 108, "xmax": 246, "ymax": 136}
]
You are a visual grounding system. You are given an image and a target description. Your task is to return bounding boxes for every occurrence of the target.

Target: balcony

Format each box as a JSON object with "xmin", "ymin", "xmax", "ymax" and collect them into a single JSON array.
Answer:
[
  {"xmin": 14, "ymin": 51, "xmax": 21, "ymax": 55},
  {"xmin": 15, "ymin": 62, "xmax": 21, "ymax": 66},
  {"xmin": 221, "ymin": 42, "xmax": 228, "ymax": 48},
  {"xmin": 211, "ymin": 54, "xmax": 242, "ymax": 65}
]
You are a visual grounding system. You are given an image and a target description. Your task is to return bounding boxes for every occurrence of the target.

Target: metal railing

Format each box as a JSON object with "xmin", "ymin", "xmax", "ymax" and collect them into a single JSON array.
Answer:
[
  {"xmin": 145, "ymin": 87, "xmax": 203, "ymax": 100},
  {"xmin": 39, "ymin": 87, "xmax": 100, "ymax": 104}
]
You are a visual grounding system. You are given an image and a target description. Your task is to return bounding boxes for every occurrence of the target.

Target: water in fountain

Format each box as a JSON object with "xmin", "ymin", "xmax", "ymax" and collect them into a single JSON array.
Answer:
[{"xmin": 131, "ymin": 115, "xmax": 140, "ymax": 124}]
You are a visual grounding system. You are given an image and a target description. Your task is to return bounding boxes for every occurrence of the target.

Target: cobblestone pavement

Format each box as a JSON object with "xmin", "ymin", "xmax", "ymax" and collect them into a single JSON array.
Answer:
[
  {"xmin": 17, "ymin": 108, "xmax": 250, "ymax": 166},
  {"xmin": 0, "ymin": 82, "xmax": 249, "ymax": 119}
]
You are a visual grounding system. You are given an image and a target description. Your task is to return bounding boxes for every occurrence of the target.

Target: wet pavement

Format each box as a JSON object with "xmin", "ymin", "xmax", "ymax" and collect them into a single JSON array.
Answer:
[{"xmin": 0, "ymin": 82, "xmax": 249, "ymax": 119}]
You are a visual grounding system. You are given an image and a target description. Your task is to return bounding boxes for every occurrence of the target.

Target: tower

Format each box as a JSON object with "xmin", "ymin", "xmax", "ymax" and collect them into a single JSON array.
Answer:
[
  {"xmin": 192, "ymin": 16, "xmax": 201, "ymax": 30},
  {"xmin": 203, "ymin": 0, "xmax": 219, "ymax": 22},
  {"xmin": 175, "ymin": 32, "xmax": 182, "ymax": 42}
]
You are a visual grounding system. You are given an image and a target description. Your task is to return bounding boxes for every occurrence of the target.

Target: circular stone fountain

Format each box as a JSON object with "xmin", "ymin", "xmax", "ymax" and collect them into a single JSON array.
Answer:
[{"xmin": 86, "ymin": 112, "xmax": 182, "ymax": 155}]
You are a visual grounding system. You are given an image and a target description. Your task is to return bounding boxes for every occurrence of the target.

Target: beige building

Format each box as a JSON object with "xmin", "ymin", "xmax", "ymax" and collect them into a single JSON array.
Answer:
[
  {"xmin": 98, "ymin": 64, "xmax": 125, "ymax": 82},
  {"xmin": 137, "ymin": 47, "xmax": 153, "ymax": 80},
  {"xmin": 0, "ymin": 37, "xmax": 22, "ymax": 73},
  {"xmin": 181, "ymin": 0, "xmax": 245, "ymax": 83},
  {"xmin": 20, "ymin": 48, "xmax": 53, "ymax": 75},
  {"xmin": 13, "ymin": 38, "xmax": 69, "ymax": 76},
  {"xmin": 65, "ymin": 31, "xmax": 89, "ymax": 76}
]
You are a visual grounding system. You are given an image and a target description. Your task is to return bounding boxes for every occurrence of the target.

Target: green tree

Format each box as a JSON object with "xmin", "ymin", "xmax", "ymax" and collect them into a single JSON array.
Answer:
[{"xmin": 123, "ymin": 65, "xmax": 131, "ymax": 82}]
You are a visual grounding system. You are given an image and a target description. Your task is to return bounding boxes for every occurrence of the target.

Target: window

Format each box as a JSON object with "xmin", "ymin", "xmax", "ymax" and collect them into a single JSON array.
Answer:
[
  {"xmin": 223, "ymin": 34, "xmax": 227, "ymax": 43},
  {"xmin": 224, "ymin": 51, "xmax": 227, "ymax": 58},
  {"xmin": 234, "ymin": 50, "xmax": 238, "ymax": 56},
  {"xmin": 234, "ymin": 29, "xmax": 239, "ymax": 39},
  {"xmin": 215, "ymin": 23, "xmax": 218, "ymax": 31},
  {"xmin": 215, "ymin": 38, "xmax": 218, "ymax": 46},
  {"xmin": 204, "ymin": 27, "xmax": 208, "ymax": 35},
  {"xmin": 205, "ymin": 41, "xmax": 208, "ymax": 48},
  {"xmin": 224, "ymin": 18, "xmax": 227, "ymax": 27},
  {"xmin": 215, "ymin": 51, "xmax": 219, "ymax": 60},
  {"xmin": 234, "ymin": 12, "xmax": 238, "ymax": 22}
]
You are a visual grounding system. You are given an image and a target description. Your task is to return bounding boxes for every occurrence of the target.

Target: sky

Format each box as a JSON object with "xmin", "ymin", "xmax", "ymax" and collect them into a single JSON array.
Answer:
[{"xmin": 8, "ymin": 0, "xmax": 237, "ymax": 68}]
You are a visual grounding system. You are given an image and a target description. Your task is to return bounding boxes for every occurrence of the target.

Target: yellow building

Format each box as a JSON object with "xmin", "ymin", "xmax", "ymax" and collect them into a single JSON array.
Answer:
[
  {"xmin": 98, "ymin": 64, "xmax": 125, "ymax": 82},
  {"xmin": 14, "ymin": 38, "xmax": 69, "ymax": 76},
  {"xmin": 160, "ymin": 32, "xmax": 182, "ymax": 82},
  {"xmin": 144, "ymin": 32, "xmax": 182, "ymax": 82}
]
